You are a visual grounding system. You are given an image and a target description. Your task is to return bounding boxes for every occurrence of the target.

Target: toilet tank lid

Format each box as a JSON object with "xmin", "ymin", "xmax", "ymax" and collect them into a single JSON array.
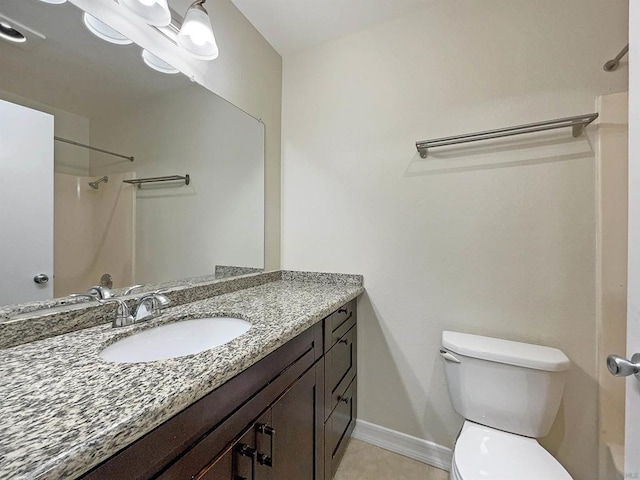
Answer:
[{"xmin": 442, "ymin": 331, "xmax": 571, "ymax": 372}]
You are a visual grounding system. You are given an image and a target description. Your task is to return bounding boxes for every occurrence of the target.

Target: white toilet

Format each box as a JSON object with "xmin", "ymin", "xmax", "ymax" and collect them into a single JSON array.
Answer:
[{"xmin": 440, "ymin": 331, "xmax": 574, "ymax": 480}]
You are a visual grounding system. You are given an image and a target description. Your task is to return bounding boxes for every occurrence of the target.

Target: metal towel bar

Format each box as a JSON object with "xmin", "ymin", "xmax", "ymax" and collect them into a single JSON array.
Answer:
[
  {"xmin": 415, "ymin": 113, "xmax": 598, "ymax": 159},
  {"xmin": 123, "ymin": 174, "xmax": 190, "ymax": 188}
]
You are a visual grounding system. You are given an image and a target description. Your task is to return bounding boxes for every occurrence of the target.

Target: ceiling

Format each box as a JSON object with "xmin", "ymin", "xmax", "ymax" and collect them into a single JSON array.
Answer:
[{"xmin": 229, "ymin": 0, "xmax": 432, "ymax": 55}]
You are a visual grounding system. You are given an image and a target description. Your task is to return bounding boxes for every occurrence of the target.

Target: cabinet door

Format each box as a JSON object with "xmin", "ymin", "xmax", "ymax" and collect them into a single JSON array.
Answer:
[
  {"xmin": 197, "ymin": 448, "xmax": 233, "ymax": 480},
  {"xmin": 268, "ymin": 365, "xmax": 321, "ymax": 480},
  {"xmin": 325, "ymin": 378, "xmax": 356, "ymax": 478}
]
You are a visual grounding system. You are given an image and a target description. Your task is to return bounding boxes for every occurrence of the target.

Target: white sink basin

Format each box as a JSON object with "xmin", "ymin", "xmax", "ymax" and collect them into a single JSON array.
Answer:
[{"xmin": 100, "ymin": 317, "xmax": 251, "ymax": 363}]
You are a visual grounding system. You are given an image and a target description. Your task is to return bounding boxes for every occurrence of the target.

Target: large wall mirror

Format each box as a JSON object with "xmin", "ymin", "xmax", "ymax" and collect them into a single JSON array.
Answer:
[{"xmin": 0, "ymin": 0, "xmax": 265, "ymax": 310}]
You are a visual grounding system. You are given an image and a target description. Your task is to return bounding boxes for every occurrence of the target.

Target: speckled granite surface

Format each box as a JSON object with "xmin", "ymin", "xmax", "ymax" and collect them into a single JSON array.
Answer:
[
  {"xmin": 0, "ymin": 274, "xmax": 363, "ymax": 479},
  {"xmin": 0, "ymin": 271, "xmax": 281, "ymax": 349},
  {"xmin": 215, "ymin": 265, "xmax": 264, "ymax": 279}
]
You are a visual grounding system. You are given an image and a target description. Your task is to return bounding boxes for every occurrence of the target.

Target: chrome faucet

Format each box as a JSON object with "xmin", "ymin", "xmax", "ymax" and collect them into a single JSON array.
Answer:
[
  {"xmin": 70, "ymin": 283, "xmax": 171, "ymax": 327},
  {"xmin": 69, "ymin": 294, "xmax": 135, "ymax": 328},
  {"xmin": 103, "ymin": 298, "xmax": 135, "ymax": 327},
  {"xmin": 133, "ymin": 291, "xmax": 171, "ymax": 322}
]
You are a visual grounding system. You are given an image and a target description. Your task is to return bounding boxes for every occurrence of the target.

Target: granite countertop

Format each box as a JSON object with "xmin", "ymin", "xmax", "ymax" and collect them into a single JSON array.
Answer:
[{"xmin": 0, "ymin": 273, "xmax": 364, "ymax": 479}]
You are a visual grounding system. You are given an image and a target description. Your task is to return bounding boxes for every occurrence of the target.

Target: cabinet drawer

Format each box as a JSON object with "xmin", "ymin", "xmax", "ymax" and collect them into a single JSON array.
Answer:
[
  {"xmin": 325, "ymin": 326, "xmax": 356, "ymax": 419},
  {"xmin": 325, "ymin": 377, "xmax": 356, "ymax": 478},
  {"xmin": 324, "ymin": 299, "xmax": 356, "ymax": 352}
]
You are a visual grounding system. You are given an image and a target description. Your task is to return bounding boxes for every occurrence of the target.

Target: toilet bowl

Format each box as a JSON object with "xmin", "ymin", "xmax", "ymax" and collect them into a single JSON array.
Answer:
[
  {"xmin": 450, "ymin": 422, "xmax": 572, "ymax": 480},
  {"xmin": 441, "ymin": 331, "xmax": 573, "ymax": 480}
]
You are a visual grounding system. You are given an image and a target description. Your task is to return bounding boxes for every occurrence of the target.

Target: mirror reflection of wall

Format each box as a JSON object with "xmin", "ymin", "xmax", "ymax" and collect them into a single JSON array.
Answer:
[{"xmin": 0, "ymin": 0, "xmax": 264, "ymax": 307}]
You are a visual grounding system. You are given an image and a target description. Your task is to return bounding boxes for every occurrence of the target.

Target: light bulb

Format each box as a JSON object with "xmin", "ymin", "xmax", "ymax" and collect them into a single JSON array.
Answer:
[{"xmin": 120, "ymin": 0, "xmax": 171, "ymax": 27}]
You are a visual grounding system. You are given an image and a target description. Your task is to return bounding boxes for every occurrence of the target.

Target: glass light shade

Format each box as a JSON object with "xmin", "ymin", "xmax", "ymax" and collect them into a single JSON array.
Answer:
[
  {"xmin": 39, "ymin": 0, "xmax": 68, "ymax": 4},
  {"xmin": 0, "ymin": 22, "xmax": 26, "ymax": 43},
  {"xmin": 120, "ymin": 0, "xmax": 171, "ymax": 27},
  {"xmin": 83, "ymin": 13, "xmax": 133, "ymax": 45},
  {"xmin": 177, "ymin": 4, "xmax": 218, "ymax": 60},
  {"xmin": 142, "ymin": 49, "xmax": 179, "ymax": 74}
]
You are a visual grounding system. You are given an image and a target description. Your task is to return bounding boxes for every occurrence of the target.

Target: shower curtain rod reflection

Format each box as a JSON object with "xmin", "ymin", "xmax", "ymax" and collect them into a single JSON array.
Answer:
[{"xmin": 54, "ymin": 136, "xmax": 134, "ymax": 162}]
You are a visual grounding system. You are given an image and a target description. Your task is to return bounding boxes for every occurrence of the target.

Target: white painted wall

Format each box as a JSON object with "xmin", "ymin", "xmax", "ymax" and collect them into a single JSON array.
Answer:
[
  {"xmin": 70, "ymin": 0, "xmax": 282, "ymax": 269},
  {"xmin": 281, "ymin": 1, "xmax": 628, "ymax": 479},
  {"xmin": 90, "ymin": 86, "xmax": 264, "ymax": 284}
]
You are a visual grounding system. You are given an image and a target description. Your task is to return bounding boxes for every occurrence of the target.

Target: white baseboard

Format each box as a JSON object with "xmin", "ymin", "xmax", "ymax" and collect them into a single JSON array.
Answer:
[{"xmin": 352, "ymin": 419, "xmax": 453, "ymax": 472}]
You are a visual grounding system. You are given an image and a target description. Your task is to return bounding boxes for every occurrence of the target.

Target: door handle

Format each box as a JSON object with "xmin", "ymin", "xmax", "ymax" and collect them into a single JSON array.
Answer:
[
  {"xmin": 607, "ymin": 353, "xmax": 640, "ymax": 380},
  {"xmin": 33, "ymin": 273, "xmax": 49, "ymax": 284}
]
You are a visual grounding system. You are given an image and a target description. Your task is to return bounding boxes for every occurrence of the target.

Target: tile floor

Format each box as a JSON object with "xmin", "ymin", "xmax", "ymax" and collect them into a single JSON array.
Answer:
[{"xmin": 334, "ymin": 439, "xmax": 449, "ymax": 480}]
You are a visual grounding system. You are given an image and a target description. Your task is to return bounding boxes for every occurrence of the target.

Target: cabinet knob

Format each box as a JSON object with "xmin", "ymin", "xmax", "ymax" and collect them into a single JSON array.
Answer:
[
  {"xmin": 338, "ymin": 338, "xmax": 349, "ymax": 346},
  {"xmin": 236, "ymin": 443, "xmax": 256, "ymax": 458},
  {"xmin": 338, "ymin": 308, "xmax": 349, "ymax": 315},
  {"xmin": 338, "ymin": 395, "xmax": 350, "ymax": 404}
]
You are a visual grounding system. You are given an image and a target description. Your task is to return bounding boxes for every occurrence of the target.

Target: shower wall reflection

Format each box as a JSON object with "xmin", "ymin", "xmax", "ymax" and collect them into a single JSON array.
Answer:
[{"xmin": 53, "ymin": 172, "xmax": 135, "ymax": 297}]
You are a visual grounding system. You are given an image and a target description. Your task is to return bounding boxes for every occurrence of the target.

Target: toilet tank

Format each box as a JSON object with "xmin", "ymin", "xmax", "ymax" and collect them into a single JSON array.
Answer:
[{"xmin": 441, "ymin": 331, "xmax": 571, "ymax": 438}]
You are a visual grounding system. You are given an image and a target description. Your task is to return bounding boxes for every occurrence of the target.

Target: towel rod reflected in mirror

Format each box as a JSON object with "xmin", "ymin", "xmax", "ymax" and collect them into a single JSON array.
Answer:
[{"xmin": 123, "ymin": 174, "xmax": 190, "ymax": 188}]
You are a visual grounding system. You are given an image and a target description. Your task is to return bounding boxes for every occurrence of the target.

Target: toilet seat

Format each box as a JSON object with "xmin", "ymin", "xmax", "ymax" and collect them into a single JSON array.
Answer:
[{"xmin": 452, "ymin": 422, "xmax": 573, "ymax": 480}]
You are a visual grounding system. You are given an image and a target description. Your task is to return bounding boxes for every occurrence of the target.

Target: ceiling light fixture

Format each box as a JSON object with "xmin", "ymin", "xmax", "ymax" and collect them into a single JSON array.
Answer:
[
  {"xmin": 83, "ymin": 12, "xmax": 133, "ymax": 45},
  {"xmin": 177, "ymin": 0, "xmax": 218, "ymax": 60},
  {"xmin": 119, "ymin": 0, "xmax": 171, "ymax": 27},
  {"xmin": 0, "ymin": 22, "xmax": 26, "ymax": 44},
  {"xmin": 142, "ymin": 49, "xmax": 179, "ymax": 74},
  {"xmin": 38, "ymin": 0, "xmax": 68, "ymax": 4}
]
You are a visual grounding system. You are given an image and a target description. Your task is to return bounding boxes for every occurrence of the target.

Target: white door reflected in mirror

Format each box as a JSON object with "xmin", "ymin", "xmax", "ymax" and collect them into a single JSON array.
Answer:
[{"xmin": 0, "ymin": 99, "xmax": 54, "ymax": 305}]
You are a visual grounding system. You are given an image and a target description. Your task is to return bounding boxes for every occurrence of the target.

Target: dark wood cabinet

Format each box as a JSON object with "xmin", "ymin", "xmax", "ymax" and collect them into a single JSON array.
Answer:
[
  {"xmin": 268, "ymin": 364, "xmax": 319, "ymax": 480},
  {"xmin": 197, "ymin": 449, "xmax": 232, "ymax": 480},
  {"xmin": 81, "ymin": 300, "xmax": 357, "ymax": 480},
  {"xmin": 323, "ymin": 299, "xmax": 357, "ymax": 477}
]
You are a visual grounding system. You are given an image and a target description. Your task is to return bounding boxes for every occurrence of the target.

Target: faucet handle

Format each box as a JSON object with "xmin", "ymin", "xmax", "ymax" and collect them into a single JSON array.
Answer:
[
  {"xmin": 86, "ymin": 285, "xmax": 113, "ymax": 300},
  {"xmin": 99, "ymin": 298, "xmax": 135, "ymax": 328},
  {"xmin": 123, "ymin": 284, "xmax": 146, "ymax": 296},
  {"xmin": 133, "ymin": 292, "xmax": 171, "ymax": 322}
]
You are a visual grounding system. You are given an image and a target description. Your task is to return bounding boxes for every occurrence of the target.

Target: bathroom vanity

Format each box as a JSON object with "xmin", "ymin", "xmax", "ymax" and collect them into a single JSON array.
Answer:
[
  {"xmin": 0, "ymin": 271, "xmax": 362, "ymax": 480},
  {"xmin": 83, "ymin": 298, "xmax": 357, "ymax": 480}
]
